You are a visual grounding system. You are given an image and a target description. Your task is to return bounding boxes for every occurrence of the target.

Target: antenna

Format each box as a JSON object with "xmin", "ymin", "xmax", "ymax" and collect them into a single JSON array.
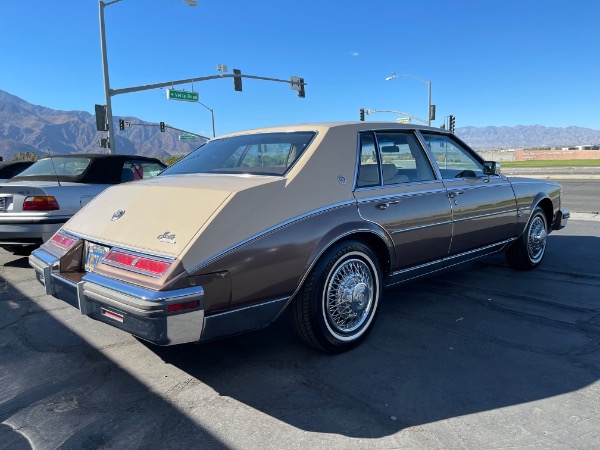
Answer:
[{"xmin": 46, "ymin": 148, "xmax": 61, "ymax": 187}]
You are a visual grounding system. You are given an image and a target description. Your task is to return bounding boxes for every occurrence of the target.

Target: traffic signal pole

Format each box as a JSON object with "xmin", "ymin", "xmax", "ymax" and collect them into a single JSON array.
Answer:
[{"xmin": 99, "ymin": 0, "xmax": 121, "ymax": 154}]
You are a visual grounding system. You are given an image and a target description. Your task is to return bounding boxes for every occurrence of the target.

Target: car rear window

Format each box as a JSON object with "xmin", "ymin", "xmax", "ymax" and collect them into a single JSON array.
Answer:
[
  {"xmin": 16, "ymin": 157, "xmax": 91, "ymax": 177},
  {"xmin": 161, "ymin": 132, "xmax": 316, "ymax": 176}
]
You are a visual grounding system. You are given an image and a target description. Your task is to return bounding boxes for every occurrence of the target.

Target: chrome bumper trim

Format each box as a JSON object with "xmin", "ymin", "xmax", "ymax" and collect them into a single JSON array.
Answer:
[
  {"xmin": 29, "ymin": 249, "xmax": 205, "ymax": 346},
  {"xmin": 552, "ymin": 209, "xmax": 570, "ymax": 230}
]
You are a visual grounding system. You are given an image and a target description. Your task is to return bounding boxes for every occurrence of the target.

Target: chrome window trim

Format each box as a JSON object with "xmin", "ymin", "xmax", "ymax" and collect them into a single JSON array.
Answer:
[
  {"xmin": 189, "ymin": 200, "xmax": 358, "ymax": 274},
  {"xmin": 354, "ymin": 129, "xmax": 443, "ymax": 191}
]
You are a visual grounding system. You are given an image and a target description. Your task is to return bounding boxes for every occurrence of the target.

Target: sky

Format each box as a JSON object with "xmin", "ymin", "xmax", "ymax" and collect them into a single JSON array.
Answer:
[{"xmin": 1, "ymin": 0, "xmax": 599, "ymax": 138}]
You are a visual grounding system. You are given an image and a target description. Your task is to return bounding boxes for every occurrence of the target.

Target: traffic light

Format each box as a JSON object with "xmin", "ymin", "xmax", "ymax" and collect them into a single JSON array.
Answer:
[
  {"xmin": 233, "ymin": 69, "xmax": 242, "ymax": 92},
  {"xmin": 429, "ymin": 104, "xmax": 436, "ymax": 121},
  {"xmin": 297, "ymin": 78, "xmax": 305, "ymax": 98},
  {"xmin": 449, "ymin": 115, "xmax": 455, "ymax": 133},
  {"xmin": 95, "ymin": 104, "xmax": 108, "ymax": 131},
  {"xmin": 119, "ymin": 119, "xmax": 125, "ymax": 131},
  {"xmin": 360, "ymin": 108, "xmax": 365, "ymax": 121},
  {"xmin": 160, "ymin": 121, "xmax": 165, "ymax": 132}
]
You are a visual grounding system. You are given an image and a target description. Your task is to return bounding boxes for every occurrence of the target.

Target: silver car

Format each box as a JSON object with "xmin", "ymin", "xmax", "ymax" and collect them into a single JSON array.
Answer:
[{"xmin": 0, "ymin": 154, "xmax": 166, "ymax": 254}]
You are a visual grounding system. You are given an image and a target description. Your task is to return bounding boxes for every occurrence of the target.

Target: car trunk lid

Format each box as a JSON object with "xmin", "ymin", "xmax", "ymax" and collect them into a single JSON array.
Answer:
[{"xmin": 63, "ymin": 174, "xmax": 281, "ymax": 257}]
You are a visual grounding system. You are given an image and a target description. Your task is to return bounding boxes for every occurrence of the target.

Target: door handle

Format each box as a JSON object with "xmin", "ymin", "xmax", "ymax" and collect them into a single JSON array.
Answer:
[
  {"xmin": 376, "ymin": 200, "xmax": 400, "ymax": 210},
  {"xmin": 447, "ymin": 191, "xmax": 464, "ymax": 199}
]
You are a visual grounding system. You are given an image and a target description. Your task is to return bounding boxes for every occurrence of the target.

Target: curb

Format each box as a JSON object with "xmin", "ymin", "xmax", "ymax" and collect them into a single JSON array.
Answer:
[{"xmin": 570, "ymin": 212, "xmax": 600, "ymax": 222}]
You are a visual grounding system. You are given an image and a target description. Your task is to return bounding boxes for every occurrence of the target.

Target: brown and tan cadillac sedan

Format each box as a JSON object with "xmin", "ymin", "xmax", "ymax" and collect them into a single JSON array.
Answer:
[{"xmin": 29, "ymin": 122, "xmax": 569, "ymax": 352}]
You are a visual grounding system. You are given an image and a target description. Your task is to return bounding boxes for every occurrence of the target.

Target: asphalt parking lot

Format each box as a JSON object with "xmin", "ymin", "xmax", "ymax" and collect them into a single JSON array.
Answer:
[{"xmin": 1, "ymin": 194, "xmax": 600, "ymax": 449}]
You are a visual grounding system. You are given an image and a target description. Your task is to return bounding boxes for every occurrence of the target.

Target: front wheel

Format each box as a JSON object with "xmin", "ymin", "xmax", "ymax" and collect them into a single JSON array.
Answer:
[
  {"xmin": 505, "ymin": 206, "xmax": 548, "ymax": 270},
  {"xmin": 291, "ymin": 240, "xmax": 382, "ymax": 353}
]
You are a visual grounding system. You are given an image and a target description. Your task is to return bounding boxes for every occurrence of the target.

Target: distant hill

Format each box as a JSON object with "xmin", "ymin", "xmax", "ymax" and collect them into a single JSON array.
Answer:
[
  {"xmin": 2, "ymin": 89, "xmax": 600, "ymax": 157},
  {"xmin": 456, "ymin": 125, "xmax": 600, "ymax": 150},
  {"xmin": 0, "ymin": 89, "xmax": 205, "ymax": 161}
]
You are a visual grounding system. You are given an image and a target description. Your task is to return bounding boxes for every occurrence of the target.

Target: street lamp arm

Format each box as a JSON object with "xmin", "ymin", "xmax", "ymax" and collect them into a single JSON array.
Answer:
[{"xmin": 366, "ymin": 109, "xmax": 428, "ymax": 125}]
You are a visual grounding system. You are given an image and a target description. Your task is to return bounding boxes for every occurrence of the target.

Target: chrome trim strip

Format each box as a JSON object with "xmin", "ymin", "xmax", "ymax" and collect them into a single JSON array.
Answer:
[
  {"xmin": 207, "ymin": 296, "xmax": 289, "ymax": 318},
  {"xmin": 443, "ymin": 237, "xmax": 516, "ymax": 262},
  {"xmin": 188, "ymin": 199, "xmax": 357, "ymax": 273},
  {"xmin": 388, "ymin": 237, "xmax": 517, "ymax": 279},
  {"xmin": 81, "ymin": 272, "xmax": 203, "ymax": 303},
  {"xmin": 356, "ymin": 185, "xmax": 447, "ymax": 200},
  {"xmin": 64, "ymin": 231, "xmax": 176, "ymax": 260},
  {"xmin": 452, "ymin": 209, "xmax": 518, "ymax": 223},
  {"xmin": 390, "ymin": 220, "xmax": 453, "ymax": 235}
]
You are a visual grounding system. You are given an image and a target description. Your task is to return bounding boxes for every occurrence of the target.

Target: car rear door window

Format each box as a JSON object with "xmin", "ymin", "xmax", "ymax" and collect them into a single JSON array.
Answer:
[
  {"xmin": 375, "ymin": 132, "xmax": 435, "ymax": 185},
  {"xmin": 356, "ymin": 132, "xmax": 380, "ymax": 187}
]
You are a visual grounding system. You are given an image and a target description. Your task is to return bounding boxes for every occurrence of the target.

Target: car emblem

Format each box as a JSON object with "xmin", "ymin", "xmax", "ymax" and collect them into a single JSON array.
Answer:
[
  {"xmin": 111, "ymin": 209, "xmax": 125, "ymax": 222},
  {"xmin": 337, "ymin": 175, "xmax": 346, "ymax": 185},
  {"xmin": 157, "ymin": 231, "xmax": 176, "ymax": 244}
]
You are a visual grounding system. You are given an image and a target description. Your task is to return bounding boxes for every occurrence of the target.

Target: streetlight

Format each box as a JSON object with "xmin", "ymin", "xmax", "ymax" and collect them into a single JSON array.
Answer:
[
  {"xmin": 385, "ymin": 73, "xmax": 432, "ymax": 126},
  {"xmin": 98, "ymin": 0, "xmax": 196, "ymax": 154},
  {"xmin": 198, "ymin": 101, "xmax": 216, "ymax": 138}
]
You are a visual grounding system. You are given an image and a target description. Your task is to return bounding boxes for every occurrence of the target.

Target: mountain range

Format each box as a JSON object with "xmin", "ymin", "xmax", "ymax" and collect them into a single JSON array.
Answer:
[
  {"xmin": 1, "ymin": 88, "xmax": 599, "ymax": 159},
  {"xmin": 0, "ymin": 89, "xmax": 203, "ymax": 161}
]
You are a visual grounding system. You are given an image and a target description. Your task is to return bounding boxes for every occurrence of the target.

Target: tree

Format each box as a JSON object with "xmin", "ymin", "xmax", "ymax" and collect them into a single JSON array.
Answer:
[{"xmin": 12, "ymin": 152, "xmax": 38, "ymax": 162}]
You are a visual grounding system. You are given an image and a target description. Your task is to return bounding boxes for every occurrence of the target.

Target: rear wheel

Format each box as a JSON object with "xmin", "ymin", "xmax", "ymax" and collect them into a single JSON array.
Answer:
[
  {"xmin": 506, "ymin": 206, "xmax": 548, "ymax": 270},
  {"xmin": 291, "ymin": 240, "xmax": 382, "ymax": 353}
]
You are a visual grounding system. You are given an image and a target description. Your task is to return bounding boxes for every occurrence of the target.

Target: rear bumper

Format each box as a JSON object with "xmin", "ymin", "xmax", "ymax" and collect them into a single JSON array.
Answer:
[
  {"xmin": 29, "ymin": 248, "xmax": 205, "ymax": 345},
  {"xmin": 0, "ymin": 216, "xmax": 69, "ymax": 245},
  {"xmin": 552, "ymin": 209, "xmax": 570, "ymax": 230}
]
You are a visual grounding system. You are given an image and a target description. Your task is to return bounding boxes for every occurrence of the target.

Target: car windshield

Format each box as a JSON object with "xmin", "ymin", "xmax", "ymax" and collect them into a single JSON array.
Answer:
[
  {"xmin": 161, "ymin": 132, "xmax": 316, "ymax": 176},
  {"xmin": 17, "ymin": 157, "xmax": 91, "ymax": 177}
]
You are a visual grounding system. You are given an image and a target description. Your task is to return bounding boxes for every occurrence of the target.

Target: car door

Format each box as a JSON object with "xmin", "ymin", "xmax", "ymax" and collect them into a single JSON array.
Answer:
[
  {"xmin": 419, "ymin": 132, "xmax": 517, "ymax": 256},
  {"xmin": 353, "ymin": 130, "xmax": 453, "ymax": 276}
]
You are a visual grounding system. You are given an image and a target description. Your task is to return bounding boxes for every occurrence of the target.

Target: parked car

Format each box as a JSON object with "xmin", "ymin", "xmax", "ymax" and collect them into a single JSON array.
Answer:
[
  {"xmin": 0, "ymin": 160, "xmax": 35, "ymax": 182},
  {"xmin": 29, "ymin": 123, "xmax": 569, "ymax": 353},
  {"xmin": 1, "ymin": 154, "xmax": 166, "ymax": 254}
]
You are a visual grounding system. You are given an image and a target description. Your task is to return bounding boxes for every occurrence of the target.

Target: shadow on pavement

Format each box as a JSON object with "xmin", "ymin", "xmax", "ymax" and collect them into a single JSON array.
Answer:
[{"xmin": 151, "ymin": 233, "xmax": 600, "ymax": 438}]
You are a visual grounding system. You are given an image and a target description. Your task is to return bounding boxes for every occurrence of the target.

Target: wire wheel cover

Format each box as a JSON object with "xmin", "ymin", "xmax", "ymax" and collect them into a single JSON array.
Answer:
[
  {"xmin": 528, "ymin": 216, "xmax": 547, "ymax": 262},
  {"xmin": 325, "ymin": 258, "xmax": 374, "ymax": 333}
]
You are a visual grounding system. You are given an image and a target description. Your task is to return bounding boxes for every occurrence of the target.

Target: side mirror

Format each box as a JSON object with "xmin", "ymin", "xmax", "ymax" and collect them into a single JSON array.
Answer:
[{"xmin": 482, "ymin": 161, "xmax": 500, "ymax": 175}]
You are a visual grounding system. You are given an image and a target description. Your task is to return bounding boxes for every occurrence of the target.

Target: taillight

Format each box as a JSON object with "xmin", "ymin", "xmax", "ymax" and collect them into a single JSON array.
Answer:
[
  {"xmin": 23, "ymin": 196, "xmax": 59, "ymax": 211},
  {"xmin": 104, "ymin": 250, "xmax": 172, "ymax": 277},
  {"xmin": 51, "ymin": 232, "xmax": 77, "ymax": 250},
  {"xmin": 167, "ymin": 300, "xmax": 200, "ymax": 312}
]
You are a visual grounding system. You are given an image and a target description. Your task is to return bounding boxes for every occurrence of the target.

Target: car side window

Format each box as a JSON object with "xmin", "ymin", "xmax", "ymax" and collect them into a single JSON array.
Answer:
[
  {"xmin": 123, "ymin": 161, "xmax": 165, "ymax": 181},
  {"xmin": 421, "ymin": 133, "xmax": 483, "ymax": 179},
  {"xmin": 356, "ymin": 133, "xmax": 380, "ymax": 188},
  {"xmin": 374, "ymin": 132, "xmax": 435, "ymax": 184}
]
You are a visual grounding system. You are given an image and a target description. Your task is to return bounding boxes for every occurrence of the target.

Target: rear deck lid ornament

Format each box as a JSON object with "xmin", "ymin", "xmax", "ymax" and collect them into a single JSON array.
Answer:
[
  {"xmin": 157, "ymin": 231, "xmax": 176, "ymax": 244},
  {"xmin": 111, "ymin": 209, "xmax": 125, "ymax": 221}
]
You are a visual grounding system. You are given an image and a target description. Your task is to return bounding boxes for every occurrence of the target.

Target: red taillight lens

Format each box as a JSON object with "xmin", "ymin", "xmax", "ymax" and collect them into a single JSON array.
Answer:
[
  {"xmin": 104, "ymin": 250, "xmax": 172, "ymax": 276},
  {"xmin": 50, "ymin": 232, "xmax": 76, "ymax": 249},
  {"xmin": 167, "ymin": 300, "xmax": 200, "ymax": 312},
  {"xmin": 23, "ymin": 196, "xmax": 59, "ymax": 211}
]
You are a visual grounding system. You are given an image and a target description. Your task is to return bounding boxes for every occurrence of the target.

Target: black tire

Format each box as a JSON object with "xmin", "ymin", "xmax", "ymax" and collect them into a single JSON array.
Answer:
[
  {"xmin": 291, "ymin": 240, "xmax": 382, "ymax": 353},
  {"xmin": 505, "ymin": 206, "xmax": 548, "ymax": 270}
]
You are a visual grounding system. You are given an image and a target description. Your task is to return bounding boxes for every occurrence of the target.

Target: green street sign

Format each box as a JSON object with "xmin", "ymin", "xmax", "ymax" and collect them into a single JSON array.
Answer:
[
  {"xmin": 166, "ymin": 89, "xmax": 199, "ymax": 102},
  {"xmin": 396, "ymin": 117, "xmax": 411, "ymax": 123},
  {"xmin": 179, "ymin": 135, "xmax": 197, "ymax": 140}
]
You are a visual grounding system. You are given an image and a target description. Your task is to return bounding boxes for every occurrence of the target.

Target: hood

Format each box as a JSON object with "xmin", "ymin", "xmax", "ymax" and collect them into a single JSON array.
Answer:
[{"xmin": 63, "ymin": 174, "xmax": 283, "ymax": 258}]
